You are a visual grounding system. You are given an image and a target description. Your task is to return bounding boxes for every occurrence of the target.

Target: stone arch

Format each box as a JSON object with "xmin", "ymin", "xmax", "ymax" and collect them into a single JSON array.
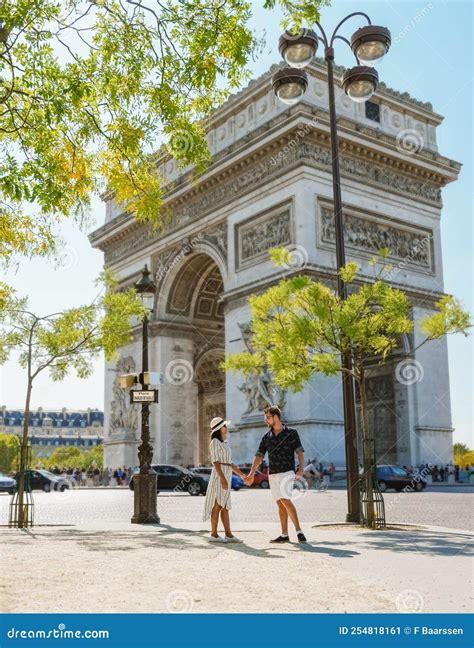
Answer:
[
  {"xmin": 151, "ymin": 251, "xmax": 226, "ymax": 467},
  {"xmin": 154, "ymin": 249, "xmax": 226, "ymax": 322}
]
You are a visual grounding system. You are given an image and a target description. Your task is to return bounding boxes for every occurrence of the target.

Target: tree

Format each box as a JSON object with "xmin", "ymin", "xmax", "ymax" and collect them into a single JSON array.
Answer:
[
  {"xmin": 0, "ymin": 273, "xmax": 146, "ymax": 526},
  {"xmin": 453, "ymin": 443, "xmax": 470, "ymax": 456},
  {"xmin": 225, "ymin": 249, "xmax": 471, "ymax": 527},
  {"xmin": 42, "ymin": 446, "xmax": 84, "ymax": 470},
  {"xmin": 82, "ymin": 444, "xmax": 104, "ymax": 470},
  {"xmin": 0, "ymin": 0, "xmax": 328, "ymax": 264},
  {"xmin": 43, "ymin": 444, "xmax": 104, "ymax": 470},
  {"xmin": 0, "ymin": 432, "xmax": 20, "ymax": 473}
]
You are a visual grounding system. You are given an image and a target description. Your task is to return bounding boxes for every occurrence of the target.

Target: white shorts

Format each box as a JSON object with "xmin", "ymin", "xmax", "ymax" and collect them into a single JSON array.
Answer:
[{"xmin": 269, "ymin": 470, "xmax": 295, "ymax": 501}]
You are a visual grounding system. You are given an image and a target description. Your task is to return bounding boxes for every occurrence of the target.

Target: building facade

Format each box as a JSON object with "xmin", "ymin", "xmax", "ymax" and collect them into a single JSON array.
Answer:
[
  {"xmin": 0, "ymin": 407, "xmax": 104, "ymax": 458},
  {"xmin": 89, "ymin": 61, "xmax": 460, "ymax": 470}
]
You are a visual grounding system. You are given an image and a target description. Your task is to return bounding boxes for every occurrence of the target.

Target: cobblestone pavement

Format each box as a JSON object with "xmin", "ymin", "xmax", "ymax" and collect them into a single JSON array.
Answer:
[{"xmin": 1, "ymin": 486, "xmax": 473, "ymax": 530}]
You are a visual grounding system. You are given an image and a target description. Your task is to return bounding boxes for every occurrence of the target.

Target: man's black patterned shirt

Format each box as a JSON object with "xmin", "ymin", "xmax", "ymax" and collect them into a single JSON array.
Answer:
[{"xmin": 256, "ymin": 425, "xmax": 304, "ymax": 474}]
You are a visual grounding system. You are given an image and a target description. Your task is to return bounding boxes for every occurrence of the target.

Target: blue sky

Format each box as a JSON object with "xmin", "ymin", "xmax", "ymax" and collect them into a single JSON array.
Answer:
[{"xmin": 1, "ymin": 0, "xmax": 472, "ymax": 446}]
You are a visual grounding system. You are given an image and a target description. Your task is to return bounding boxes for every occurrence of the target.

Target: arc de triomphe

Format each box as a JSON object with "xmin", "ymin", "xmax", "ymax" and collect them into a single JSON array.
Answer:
[{"xmin": 90, "ymin": 61, "xmax": 460, "ymax": 470}]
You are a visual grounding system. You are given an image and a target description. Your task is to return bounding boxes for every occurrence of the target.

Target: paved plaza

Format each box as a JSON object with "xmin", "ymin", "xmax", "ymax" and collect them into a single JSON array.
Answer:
[
  {"xmin": 0, "ymin": 485, "xmax": 472, "ymax": 529},
  {"xmin": 1, "ymin": 488, "xmax": 472, "ymax": 614}
]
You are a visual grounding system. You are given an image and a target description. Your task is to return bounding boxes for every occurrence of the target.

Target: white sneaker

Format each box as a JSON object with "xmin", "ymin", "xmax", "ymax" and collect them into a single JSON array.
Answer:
[
  {"xmin": 208, "ymin": 535, "xmax": 227, "ymax": 543},
  {"xmin": 225, "ymin": 536, "xmax": 243, "ymax": 543}
]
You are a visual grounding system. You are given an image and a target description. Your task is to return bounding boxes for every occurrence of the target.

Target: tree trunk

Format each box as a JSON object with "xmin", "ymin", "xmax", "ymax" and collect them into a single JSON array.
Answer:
[
  {"xmin": 358, "ymin": 370, "xmax": 375, "ymax": 528},
  {"xmin": 16, "ymin": 380, "xmax": 32, "ymax": 528}
]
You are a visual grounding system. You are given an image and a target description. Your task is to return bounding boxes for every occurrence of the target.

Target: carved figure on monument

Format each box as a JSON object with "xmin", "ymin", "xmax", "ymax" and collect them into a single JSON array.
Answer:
[
  {"xmin": 237, "ymin": 323, "xmax": 286, "ymax": 415},
  {"xmin": 320, "ymin": 207, "xmax": 431, "ymax": 268},
  {"xmin": 110, "ymin": 355, "xmax": 138, "ymax": 437}
]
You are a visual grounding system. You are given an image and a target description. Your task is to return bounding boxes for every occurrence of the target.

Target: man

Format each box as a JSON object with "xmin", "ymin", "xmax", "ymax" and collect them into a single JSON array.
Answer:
[
  {"xmin": 303, "ymin": 459, "xmax": 319, "ymax": 489},
  {"xmin": 245, "ymin": 405, "xmax": 307, "ymax": 543}
]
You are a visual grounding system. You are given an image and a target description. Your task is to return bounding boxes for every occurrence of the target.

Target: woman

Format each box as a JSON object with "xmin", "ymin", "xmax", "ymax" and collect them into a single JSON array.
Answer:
[{"xmin": 203, "ymin": 416, "xmax": 247, "ymax": 543}]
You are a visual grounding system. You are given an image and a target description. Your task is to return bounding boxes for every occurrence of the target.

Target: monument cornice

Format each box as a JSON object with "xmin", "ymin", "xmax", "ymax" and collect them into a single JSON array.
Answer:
[{"xmin": 222, "ymin": 264, "xmax": 449, "ymax": 312}]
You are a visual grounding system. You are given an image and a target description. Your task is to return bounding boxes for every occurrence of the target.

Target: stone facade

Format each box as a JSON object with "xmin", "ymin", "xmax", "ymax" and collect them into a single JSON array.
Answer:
[{"xmin": 90, "ymin": 61, "xmax": 459, "ymax": 470}]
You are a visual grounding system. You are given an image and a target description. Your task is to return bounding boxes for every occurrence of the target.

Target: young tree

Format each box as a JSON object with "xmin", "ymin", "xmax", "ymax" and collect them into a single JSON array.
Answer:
[
  {"xmin": 0, "ymin": 274, "xmax": 146, "ymax": 527},
  {"xmin": 0, "ymin": 0, "xmax": 328, "ymax": 263},
  {"xmin": 225, "ymin": 250, "xmax": 471, "ymax": 528}
]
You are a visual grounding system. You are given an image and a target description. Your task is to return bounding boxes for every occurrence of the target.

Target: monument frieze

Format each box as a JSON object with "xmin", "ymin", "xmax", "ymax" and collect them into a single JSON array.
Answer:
[
  {"xmin": 104, "ymin": 139, "xmax": 441, "ymax": 265},
  {"xmin": 319, "ymin": 204, "xmax": 433, "ymax": 271}
]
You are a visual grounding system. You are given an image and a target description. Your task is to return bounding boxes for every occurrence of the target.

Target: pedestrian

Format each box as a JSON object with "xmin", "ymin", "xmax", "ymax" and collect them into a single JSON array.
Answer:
[
  {"xmin": 245, "ymin": 405, "xmax": 307, "ymax": 544},
  {"xmin": 303, "ymin": 459, "xmax": 319, "ymax": 489},
  {"xmin": 203, "ymin": 416, "xmax": 247, "ymax": 543},
  {"xmin": 439, "ymin": 466, "xmax": 445, "ymax": 482}
]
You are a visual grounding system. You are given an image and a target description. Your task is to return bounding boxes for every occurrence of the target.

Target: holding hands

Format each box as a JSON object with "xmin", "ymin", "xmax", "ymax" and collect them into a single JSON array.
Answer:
[{"xmin": 244, "ymin": 473, "xmax": 254, "ymax": 487}]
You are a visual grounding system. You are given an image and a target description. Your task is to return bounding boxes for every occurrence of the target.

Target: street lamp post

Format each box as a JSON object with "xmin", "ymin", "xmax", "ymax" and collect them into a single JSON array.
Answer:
[
  {"xmin": 272, "ymin": 14, "xmax": 391, "ymax": 523},
  {"xmin": 131, "ymin": 264, "xmax": 160, "ymax": 524}
]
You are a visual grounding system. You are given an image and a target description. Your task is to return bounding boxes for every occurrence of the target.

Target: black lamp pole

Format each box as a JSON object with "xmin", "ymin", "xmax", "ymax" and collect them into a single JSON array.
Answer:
[
  {"xmin": 131, "ymin": 265, "xmax": 159, "ymax": 524},
  {"xmin": 324, "ymin": 43, "xmax": 360, "ymax": 524},
  {"xmin": 273, "ymin": 14, "xmax": 391, "ymax": 523}
]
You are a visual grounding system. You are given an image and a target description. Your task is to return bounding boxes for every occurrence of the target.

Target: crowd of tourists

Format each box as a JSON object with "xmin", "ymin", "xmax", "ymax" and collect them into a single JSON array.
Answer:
[{"xmin": 45, "ymin": 466, "xmax": 134, "ymax": 487}]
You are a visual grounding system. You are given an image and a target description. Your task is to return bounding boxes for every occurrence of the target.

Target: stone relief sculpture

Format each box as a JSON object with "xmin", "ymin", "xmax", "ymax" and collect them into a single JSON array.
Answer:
[
  {"xmin": 240, "ymin": 210, "xmax": 291, "ymax": 264},
  {"xmin": 320, "ymin": 207, "xmax": 432, "ymax": 269},
  {"xmin": 110, "ymin": 355, "xmax": 138, "ymax": 436},
  {"xmin": 237, "ymin": 323, "xmax": 287, "ymax": 415}
]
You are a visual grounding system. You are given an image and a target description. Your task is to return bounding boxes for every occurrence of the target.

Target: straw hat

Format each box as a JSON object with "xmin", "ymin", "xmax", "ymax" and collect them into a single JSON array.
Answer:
[{"xmin": 210, "ymin": 416, "xmax": 231, "ymax": 433}]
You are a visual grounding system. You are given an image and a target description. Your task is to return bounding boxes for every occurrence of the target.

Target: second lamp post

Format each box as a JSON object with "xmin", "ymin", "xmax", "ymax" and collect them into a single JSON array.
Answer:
[
  {"xmin": 272, "ymin": 14, "xmax": 391, "ymax": 523},
  {"xmin": 131, "ymin": 264, "xmax": 160, "ymax": 524}
]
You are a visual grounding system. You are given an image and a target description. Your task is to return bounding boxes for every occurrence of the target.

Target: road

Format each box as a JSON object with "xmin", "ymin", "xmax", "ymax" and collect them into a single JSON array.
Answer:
[{"xmin": 1, "ymin": 485, "xmax": 472, "ymax": 530}]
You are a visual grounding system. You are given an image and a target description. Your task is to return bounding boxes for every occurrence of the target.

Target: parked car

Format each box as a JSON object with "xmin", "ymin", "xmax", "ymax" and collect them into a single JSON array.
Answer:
[
  {"xmin": 13, "ymin": 469, "xmax": 70, "ymax": 492},
  {"xmin": 129, "ymin": 465, "xmax": 208, "ymax": 496},
  {"xmin": 194, "ymin": 467, "xmax": 244, "ymax": 491},
  {"xmin": 231, "ymin": 474, "xmax": 244, "ymax": 490},
  {"xmin": 376, "ymin": 465, "xmax": 427, "ymax": 492},
  {"xmin": 239, "ymin": 467, "xmax": 269, "ymax": 489},
  {"xmin": 0, "ymin": 472, "xmax": 16, "ymax": 494}
]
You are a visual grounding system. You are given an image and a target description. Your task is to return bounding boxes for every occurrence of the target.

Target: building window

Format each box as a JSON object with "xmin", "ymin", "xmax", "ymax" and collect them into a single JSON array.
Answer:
[{"xmin": 365, "ymin": 101, "xmax": 380, "ymax": 123}]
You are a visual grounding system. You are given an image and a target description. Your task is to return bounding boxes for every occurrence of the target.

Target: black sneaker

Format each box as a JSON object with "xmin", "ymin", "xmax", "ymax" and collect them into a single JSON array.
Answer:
[
  {"xmin": 297, "ymin": 532, "xmax": 307, "ymax": 543},
  {"xmin": 270, "ymin": 535, "xmax": 290, "ymax": 543}
]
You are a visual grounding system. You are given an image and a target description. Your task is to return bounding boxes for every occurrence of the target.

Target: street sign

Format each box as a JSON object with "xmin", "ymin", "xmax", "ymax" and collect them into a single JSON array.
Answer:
[{"xmin": 130, "ymin": 389, "xmax": 159, "ymax": 404}]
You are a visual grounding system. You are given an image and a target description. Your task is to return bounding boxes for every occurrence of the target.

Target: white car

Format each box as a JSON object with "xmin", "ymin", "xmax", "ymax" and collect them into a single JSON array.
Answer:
[{"xmin": 0, "ymin": 472, "xmax": 16, "ymax": 494}]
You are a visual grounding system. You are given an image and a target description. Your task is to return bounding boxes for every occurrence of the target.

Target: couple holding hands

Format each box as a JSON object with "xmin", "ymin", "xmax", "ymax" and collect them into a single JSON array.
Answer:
[{"xmin": 203, "ymin": 405, "xmax": 307, "ymax": 545}]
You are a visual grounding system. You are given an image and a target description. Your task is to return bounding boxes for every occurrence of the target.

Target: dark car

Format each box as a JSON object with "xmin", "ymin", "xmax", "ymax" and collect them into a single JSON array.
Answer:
[
  {"xmin": 0, "ymin": 472, "xmax": 16, "ymax": 494},
  {"xmin": 129, "ymin": 465, "xmax": 208, "ymax": 496},
  {"xmin": 194, "ymin": 467, "xmax": 244, "ymax": 491},
  {"xmin": 13, "ymin": 469, "xmax": 70, "ymax": 492},
  {"xmin": 376, "ymin": 465, "xmax": 427, "ymax": 492}
]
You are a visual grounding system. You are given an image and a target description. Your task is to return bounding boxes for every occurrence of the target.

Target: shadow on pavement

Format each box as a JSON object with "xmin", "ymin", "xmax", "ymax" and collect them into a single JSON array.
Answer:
[{"xmin": 315, "ymin": 530, "xmax": 473, "ymax": 557}]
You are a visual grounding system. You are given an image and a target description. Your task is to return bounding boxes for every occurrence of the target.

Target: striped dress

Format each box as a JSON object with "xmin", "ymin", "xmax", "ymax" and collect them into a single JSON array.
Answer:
[{"xmin": 203, "ymin": 438, "xmax": 232, "ymax": 521}]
